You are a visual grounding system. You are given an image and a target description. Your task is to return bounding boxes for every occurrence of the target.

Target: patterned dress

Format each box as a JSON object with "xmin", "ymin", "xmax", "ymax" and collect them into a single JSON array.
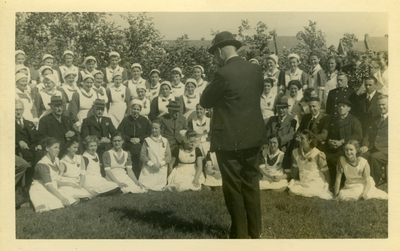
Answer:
[
  {"xmin": 288, "ymin": 147, "xmax": 332, "ymax": 200},
  {"xmin": 336, "ymin": 156, "xmax": 388, "ymax": 201}
]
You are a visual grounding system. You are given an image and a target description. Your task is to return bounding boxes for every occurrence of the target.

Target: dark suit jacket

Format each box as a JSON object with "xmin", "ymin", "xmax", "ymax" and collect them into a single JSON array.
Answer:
[
  {"xmin": 326, "ymin": 87, "xmax": 357, "ymax": 115},
  {"xmin": 37, "ymin": 113, "xmax": 76, "ymax": 145},
  {"xmin": 324, "ymin": 113, "xmax": 363, "ymax": 143},
  {"xmin": 354, "ymin": 91, "xmax": 381, "ymax": 133},
  {"xmin": 200, "ymin": 56, "xmax": 265, "ymax": 151},
  {"xmin": 297, "ymin": 112, "xmax": 328, "ymax": 144},
  {"xmin": 16, "ymin": 119, "xmax": 38, "ymax": 149},
  {"xmin": 117, "ymin": 115, "xmax": 152, "ymax": 150},
  {"xmin": 81, "ymin": 115, "xmax": 117, "ymax": 141},
  {"xmin": 266, "ymin": 115, "xmax": 297, "ymax": 151},
  {"xmin": 159, "ymin": 114, "xmax": 187, "ymax": 149},
  {"xmin": 361, "ymin": 115, "xmax": 388, "ymax": 155}
]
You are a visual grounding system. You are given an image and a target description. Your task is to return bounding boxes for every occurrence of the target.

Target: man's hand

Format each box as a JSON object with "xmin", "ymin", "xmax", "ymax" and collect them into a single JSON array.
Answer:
[
  {"xmin": 360, "ymin": 146, "xmax": 368, "ymax": 154},
  {"xmin": 35, "ymin": 145, "xmax": 42, "ymax": 151},
  {"xmin": 130, "ymin": 138, "xmax": 140, "ymax": 144},
  {"xmin": 100, "ymin": 137, "xmax": 110, "ymax": 144},
  {"xmin": 19, "ymin": 141, "xmax": 29, "ymax": 150},
  {"xmin": 65, "ymin": 131, "xmax": 75, "ymax": 138}
]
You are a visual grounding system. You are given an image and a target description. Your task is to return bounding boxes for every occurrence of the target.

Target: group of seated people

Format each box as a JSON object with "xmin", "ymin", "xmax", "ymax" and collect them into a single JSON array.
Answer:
[{"xmin": 15, "ymin": 49, "xmax": 388, "ymax": 212}]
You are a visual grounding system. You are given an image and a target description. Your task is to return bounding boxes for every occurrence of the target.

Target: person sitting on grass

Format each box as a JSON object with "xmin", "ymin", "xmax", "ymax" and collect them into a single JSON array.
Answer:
[
  {"xmin": 58, "ymin": 137, "xmax": 94, "ymax": 200},
  {"xmin": 82, "ymin": 135, "xmax": 121, "ymax": 196},
  {"xmin": 202, "ymin": 151, "xmax": 222, "ymax": 191},
  {"xmin": 288, "ymin": 129, "xmax": 332, "ymax": 200},
  {"xmin": 164, "ymin": 131, "xmax": 205, "ymax": 192},
  {"xmin": 139, "ymin": 120, "xmax": 171, "ymax": 191},
  {"xmin": 102, "ymin": 132, "xmax": 147, "ymax": 194},
  {"xmin": 259, "ymin": 134, "xmax": 288, "ymax": 191},
  {"xmin": 29, "ymin": 137, "xmax": 78, "ymax": 213},
  {"xmin": 333, "ymin": 140, "xmax": 388, "ymax": 201}
]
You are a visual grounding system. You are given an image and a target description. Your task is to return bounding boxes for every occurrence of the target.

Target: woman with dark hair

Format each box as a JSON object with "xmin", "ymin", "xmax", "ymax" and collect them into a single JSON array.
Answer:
[
  {"xmin": 148, "ymin": 81, "xmax": 174, "ymax": 121},
  {"xmin": 176, "ymin": 78, "xmax": 200, "ymax": 120},
  {"xmin": 280, "ymin": 53, "xmax": 309, "ymax": 92},
  {"xmin": 58, "ymin": 137, "xmax": 93, "ymax": 199},
  {"xmin": 164, "ymin": 130, "xmax": 205, "ymax": 192},
  {"xmin": 334, "ymin": 140, "xmax": 387, "ymax": 200},
  {"xmin": 322, "ymin": 55, "xmax": 341, "ymax": 108},
  {"xmin": 188, "ymin": 103, "xmax": 211, "ymax": 154},
  {"xmin": 307, "ymin": 51, "xmax": 324, "ymax": 93},
  {"xmin": 342, "ymin": 50, "xmax": 371, "ymax": 95},
  {"xmin": 264, "ymin": 54, "xmax": 280, "ymax": 95},
  {"xmin": 103, "ymin": 132, "xmax": 147, "ymax": 194},
  {"xmin": 192, "ymin": 65, "xmax": 208, "ymax": 95},
  {"xmin": 29, "ymin": 137, "xmax": 78, "ymax": 212},
  {"xmin": 57, "ymin": 50, "xmax": 79, "ymax": 84},
  {"xmin": 139, "ymin": 120, "xmax": 171, "ymax": 191},
  {"xmin": 259, "ymin": 134, "xmax": 288, "ymax": 190},
  {"xmin": 82, "ymin": 135, "xmax": 120, "ymax": 196},
  {"xmin": 288, "ymin": 129, "xmax": 332, "ymax": 199},
  {"xmin": 260, "ymin": 77, "xmax": 277, "ymax": 124},
  {"xmin": 286, "ymin": 80, "xmax": 302, "ymax": 126},
  {"xmin": 78, "ymin": 56, "xmax": 99, "ymax": 87}
]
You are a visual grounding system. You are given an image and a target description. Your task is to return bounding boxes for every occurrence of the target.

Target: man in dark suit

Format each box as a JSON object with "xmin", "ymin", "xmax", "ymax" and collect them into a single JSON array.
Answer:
[
  {"xmin": 297, "ymin": 97, "xmax": 328, "ymax": 150},
  {"xmin": 324, "ymin": 98, "xmax": 363, "ymax": 186},
  {"xmin": 81, "ymin": 99, "xmax": 117, "ymax": 170},
  {"xmin": 200, "ymin": 31, "xmax": 265, "ymax": 239},
  {"xmin": 353, "ymin": 76, "xmax": 381, "ymax": 136},
  {"xmin": 361, "ymin": 94, "xmax": 388, "ymax": 185},
  {"xmin": 158, "ymin": 100, "xmax": 188, "ymax": 153},
  {"xmin": 326, "ymin": 72, "xmax": 357, "ymax": 116},
  {"xmin": 15, "ymin": 100, "xmax": 41, "ymax": 164},
  {"xmin": 37, "ymin": 96, "xmax": 77, "ymax": 150}
]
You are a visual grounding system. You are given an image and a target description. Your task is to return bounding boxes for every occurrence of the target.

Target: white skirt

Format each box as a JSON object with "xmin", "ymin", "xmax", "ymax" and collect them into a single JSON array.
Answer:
[
  {"xmin": 107, "ymin": 168, "xmax": 147, "ymax": 194},
  {"xmin": 29, "ymin": 180, "xmax": 78, "ymax": 212},
  {"xmin": 203, "ymin": 174, "xmax": 222, "ymax": 187},
  {"xmin": 139, "ymin": 165, "xmax": 168, "ymax": 191},
  {"xmin": 337, "ymin": 177, "xmax": 388, "ymax": 201},
  {"xmin": 288, "ymin": 177, "xmax": 332, "ymax": 200},
  {"xmin": 85, "ymin": 174, "xmax": 119, "ymax": 194},
  {"xmin": 164, "ymin": 163, "xmax": 205, "ymax": 192},
  {"xmin": 260, "ymin": 176, "xmax": 288, "ymax": 190}
]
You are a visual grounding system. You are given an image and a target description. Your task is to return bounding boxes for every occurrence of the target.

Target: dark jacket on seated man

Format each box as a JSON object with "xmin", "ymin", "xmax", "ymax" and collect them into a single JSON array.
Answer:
[
  {"xmin": 297, "ymin": 112, "xmax": 328, "ymax": 150},
  {"xmin": 16, "ymin": 118, "xmax": 39, "ymax": 163}
]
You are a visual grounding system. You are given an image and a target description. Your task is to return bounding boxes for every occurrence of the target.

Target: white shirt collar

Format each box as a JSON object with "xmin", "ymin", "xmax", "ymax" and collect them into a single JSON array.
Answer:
[{"xmin": 367, "ymin": 90, "xmax": 376, "ymax": 99}]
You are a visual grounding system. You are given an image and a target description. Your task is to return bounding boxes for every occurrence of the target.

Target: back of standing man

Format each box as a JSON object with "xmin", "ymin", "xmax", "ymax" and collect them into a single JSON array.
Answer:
[{"xmin": 200, "ymin": 31, "xmax": 266, "ymax": 239}]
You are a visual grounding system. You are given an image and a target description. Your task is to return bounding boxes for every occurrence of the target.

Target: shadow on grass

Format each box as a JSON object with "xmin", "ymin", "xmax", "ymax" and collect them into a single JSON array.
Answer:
[{"xmin": 109, "ymin": 207, "xmax": 228, "ymax": 238}]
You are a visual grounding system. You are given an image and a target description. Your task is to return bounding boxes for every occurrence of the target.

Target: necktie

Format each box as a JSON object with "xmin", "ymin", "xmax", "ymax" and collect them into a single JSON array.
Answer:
[
  {"xmin": 309, "ymin": 117, "xmax": 315, "ymax": 130},
  {"xmin": 366, "ymin": 95, "xmax": 371, "ymax": 111},
  {"xmin": 18, "ymin": 119, "xmax": 24, "ymax": 129},
  {"xmin": 380, "ymin": 116, "xmax": 385, "ymax": 127}
]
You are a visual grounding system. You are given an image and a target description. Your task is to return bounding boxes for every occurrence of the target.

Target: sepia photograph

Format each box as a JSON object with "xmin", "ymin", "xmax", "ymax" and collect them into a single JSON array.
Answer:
[{"xmin": 1, "ymin": 1, "xmax": 399, "ymax": 250}]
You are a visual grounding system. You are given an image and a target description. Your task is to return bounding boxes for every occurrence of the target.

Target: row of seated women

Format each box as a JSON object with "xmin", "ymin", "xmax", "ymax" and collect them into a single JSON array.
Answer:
[{"xmin": 30, "ymin": 126, "xmax": 386, "ymax": 214}]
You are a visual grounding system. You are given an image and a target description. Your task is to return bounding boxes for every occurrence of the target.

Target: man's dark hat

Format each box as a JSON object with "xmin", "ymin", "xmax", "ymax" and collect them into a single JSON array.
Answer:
[
  {"xmin": 308, "ymin": 97, "xmax": 321, "ymax": 103},
  {"xmin": 93, "ymin": 99, "xmax": 106, "ymax": 108},
  {"xmin": 275, "ymin": 96, "xmax": 290, "ymax": 107},
  {"xmin": 338, "ymin": 98, "xmax": 353, "ymax": 107},
  {"xmin": 166, "ymin": 100, "xmax": 181, "ymax": 111},
  {"xmin": 208, "ymin": 31, "xmax": 242, "ymax": 54},
  {"xmin": 48, "ymin": 96, "xmax": 63, "ymax": 106}
]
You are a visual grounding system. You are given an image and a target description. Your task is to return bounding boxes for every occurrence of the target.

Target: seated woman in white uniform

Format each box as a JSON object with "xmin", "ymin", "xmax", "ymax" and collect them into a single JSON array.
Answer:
[
  {"xmin": 259, "ymin": 134, "xmax": 288, "ymax": 191},
  {"xmin": 58, "ymin": 138, "xmax": 94, "ymax": 199},
  {"xmin": 188, "ymin": 103, "xmax": 210, "ymax": 155},
  {"xmin": 68, "ymin": 74, "xmax": 98, "ymax": 132},
  {"xmin": 334, "ymin": 140, "xmax": 388, "ymax": 201},
  {"xmin": 164, "ymin": 131, "xmax": 205, "ymax": 192},
  {"xmin": 139, "ymin": 120, "xmax": 171, "ymax": 191},
  {"xmin": 202, "ymin": 151, "xmax": 222, "ymax": 190},
  {"xmin": 29, "ymin": 137, "xmax": 78, "ymax": 213},
  {"xmin": 288, "ymin": 129, "xmax": 332, "ymax": 200},
  {"xmin": 103, "ymin": 132, "xmax": 147, "ymax": 194},
  {"xmin": 82, "ymin": 135, "xmax": 120, "ymax": 196},
  {"xmin": 176, "ymin": 78, "xmax": 200, "ymax": 120}
]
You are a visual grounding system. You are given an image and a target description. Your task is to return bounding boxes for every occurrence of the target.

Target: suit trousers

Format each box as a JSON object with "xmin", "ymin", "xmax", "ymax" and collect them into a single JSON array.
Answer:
[
  {"xmin": 216, "ymin": 146, "xmax": 262, "ymax": 239},
  {"xmin": 15, "ymin": 155, "xmax": 29, "ymax": 185},
  {"xmin": 361, "ymin": 148, "xmax": 388, "ymax": 184}
]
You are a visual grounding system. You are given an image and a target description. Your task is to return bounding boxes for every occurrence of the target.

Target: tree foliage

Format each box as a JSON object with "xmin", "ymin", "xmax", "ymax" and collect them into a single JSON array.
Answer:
[{"xmin": 341, "ymin": 33, "xmax": 359, "ymax": 50}]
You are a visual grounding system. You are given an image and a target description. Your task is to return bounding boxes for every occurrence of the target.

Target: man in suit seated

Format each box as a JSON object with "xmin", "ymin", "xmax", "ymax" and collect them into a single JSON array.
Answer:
[
  {"xmin": 360, "ymin": 94, "xmax": 388, "ymax": 185},
  {"xmin": 37, "ymin": 96, "xmax": 77, "ymax": 151},
  {"xmin": 159, "ymin": 100, "xmax": 188, "ymax": 153},
  {"xmin": 81, "ymin": 99, "xmax": 117, "ymax": 172},
  {"xmin": 325, "ymin": 72, "xmax": 357, "ymax": 116},
  {"xmin": 323, "ymin": 98, "xmax": 362, "ymax": 187},
  {"xmin": 15, "ymin": 100, "xmax": 41, "ymax": 164},
  {"xmin": 353, "ymin": 76, "xmax": 381, "ymax": 136},
  {"xmin": 266, "ymin": 96, "xmax": 297, "ymax": 170},
  {"xmin": 296, "ymin": 97, "xmax": 328, "ymax": 150}
]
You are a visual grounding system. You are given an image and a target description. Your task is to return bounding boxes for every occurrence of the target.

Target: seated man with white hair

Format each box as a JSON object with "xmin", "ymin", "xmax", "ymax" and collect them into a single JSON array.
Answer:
[{"xmin": 117, "ymin": 99, "xmax": 152, "ymax": 179}]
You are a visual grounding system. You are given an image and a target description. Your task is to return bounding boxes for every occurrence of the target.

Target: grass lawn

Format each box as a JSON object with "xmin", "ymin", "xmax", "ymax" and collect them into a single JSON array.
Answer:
[{"xmin": 15, "ymin": 185, "xmax": 388, "ymax": 239}]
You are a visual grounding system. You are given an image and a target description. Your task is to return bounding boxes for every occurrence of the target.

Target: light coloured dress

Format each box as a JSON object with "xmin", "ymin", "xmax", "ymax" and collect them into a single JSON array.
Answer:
[
  {"xmin": 72, "ymin": 88, "xmax": 98, "ymax": 130},
  {"xmin": 180, "ymin": 93, "xmax": 200, "ymax": 119},
  {"xmin": 264, "ymin": 68, "xmax": 280, "ymax": 95},
  {"xmin": 322, "ymin": 70, "xmax": 338, "ymax": 109},
  {"xmin": 164, "ymin": 147, "xmax": 205, "ymax": 192},
  {"xmin": 195, "ymin": 79, "xmax": 208, "ymax": 95},
  {"xmin": 148, "ymin": 82, "xmax": 161, "ymax": 101},
  {"xmin": 37, "ymin": 89, "xmax": 63, "ymax": 119},
  {"xmin": 103, "ymin": 149, "xmax": 147, "ymax": 194},
  {"xmin": 16, "ymin": 88, "xmax": 37, "ymax": 122},
  {"xmin": 29, "ymin": 155, "xmax": 78, "ymax": 212},
  {"xmin": 126, "ymin": 77, "xmax": 146, "ymax": 100},
  {"xmin": 259, "ymin": 148, "xmax": 288, "ymax": 190},
  {"xmin": 190, "ymin": 116, "xmax": 211, "ymax": 155},
  {"xmin": 139, "ymin": 136, "xmax": 171, "ymax": 191},
  {"xmin": 336, "ymin": 156, "xmax": 388, "ymax": 201},
  {"xmin": 203, "ymin": 152, "xmax": 222, "ymax": 187},
  {"xmin": 260, "ymin": 91, "xmax": 277, "ymax": 124},
  {"xmin": 59, "ymin": 83, "xmax": 78, "ymax": 111},
  {"xmin": 171, "ymin": 82, "xmax": 185, "ymax": 98},
  {"xmin": 288, "ymin": 147, "xmax": 332, "ymax": 200},
  {"xmin": 82, "ymin": 151, "xmax": 119, "ymax": 194},
  {"xmin": 59, "ymin": 65, "xmax": 79, "ymax": 83},
  {"xmin": 59, "ymin": 155, "xmax": 92, "ymax": 199},
  {"xmin": 107, "ymin": 84, "xmax": 127, "ymax": 128}
]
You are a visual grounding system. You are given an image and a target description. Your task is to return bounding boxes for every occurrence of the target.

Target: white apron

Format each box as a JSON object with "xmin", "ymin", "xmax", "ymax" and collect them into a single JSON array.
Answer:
[
  {"xmin": 108, "ymin": 85, "xmax": 127, "ymax": 128},
  {"xmin": 38, "ymin": 89, "xmax": 63, "ymax": 119},
  {"xmin": 16, "ymin": 88, "xmax": 35, "ymax": 121},
  {"xmin": 59, "ymin": 155, "xmax": 92, "ymax": 198},
  {"xmin": 259, "ymin": 149, "xmax": 288, "ymax": 190},
  {"xmin": 59, "ymin": 65, "xmax": 79, "ymax": 83},
  {"xmin": 76, "ymin": 88, "xmax": 98, "ymax": 126}
]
